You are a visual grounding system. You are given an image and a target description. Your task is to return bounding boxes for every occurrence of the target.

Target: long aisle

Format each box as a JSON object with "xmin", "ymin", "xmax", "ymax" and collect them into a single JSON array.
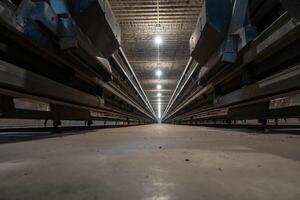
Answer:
[{"xmin": 1, "ymin": 125, "xmax": 300, "ymax": 200}]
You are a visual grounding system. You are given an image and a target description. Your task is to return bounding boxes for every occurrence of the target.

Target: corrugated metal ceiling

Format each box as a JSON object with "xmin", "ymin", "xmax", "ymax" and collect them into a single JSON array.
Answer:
[{"xmin": 109, "ymin": 0, "xmax": 203, "ymax": 117}]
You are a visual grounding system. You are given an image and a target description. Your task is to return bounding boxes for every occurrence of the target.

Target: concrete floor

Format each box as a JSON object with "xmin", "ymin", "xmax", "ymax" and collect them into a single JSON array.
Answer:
[{"xmin": 0, "ymin": 125, "xmax": 300, "ymax": 200}]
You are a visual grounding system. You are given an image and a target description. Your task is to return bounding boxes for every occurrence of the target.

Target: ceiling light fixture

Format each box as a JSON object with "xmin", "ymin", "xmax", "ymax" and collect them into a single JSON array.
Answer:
[
  {"xmin": 155, "ymin": 36, "xmax": 162, "ymax": 45},
  {"xmin": 156, "ymin": 0, "xmax": 162, "ymax": 121},
  {"xmin": 158, "ymin": 102, "xmax": 161, "ymax": 119},
  {"xmin": 155, "ymin": 70, "xmax": 162, "ymax": 77}
]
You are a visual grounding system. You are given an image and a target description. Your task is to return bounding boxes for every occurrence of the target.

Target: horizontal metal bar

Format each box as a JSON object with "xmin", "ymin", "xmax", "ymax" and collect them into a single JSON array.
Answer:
[
  {"xmin": 0, "ymin": 60, "xmax": 104, "ymax": 108},
  {"xmin": 162, "ymin": 57, "xmax": 194, "ymax": 119},
  {"xmin": 112, "ymin": 48, "xmax": 156, "ymax": 118}
]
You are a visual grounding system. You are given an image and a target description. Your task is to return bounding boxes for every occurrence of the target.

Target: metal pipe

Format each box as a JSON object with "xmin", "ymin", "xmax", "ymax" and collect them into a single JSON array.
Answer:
[
  {"xmin": 162, "ymin": 58, "xmax": 199, "ymax": 119},
  {"xmin": 118, "ymin": 47, "xmax": 156, "ymax": 117}
]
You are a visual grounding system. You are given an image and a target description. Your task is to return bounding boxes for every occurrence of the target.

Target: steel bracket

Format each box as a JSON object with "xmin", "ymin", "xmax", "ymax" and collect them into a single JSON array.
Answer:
[{"xmin": 222, "ymin": 0, "xmax": 256, "ymax": 63}]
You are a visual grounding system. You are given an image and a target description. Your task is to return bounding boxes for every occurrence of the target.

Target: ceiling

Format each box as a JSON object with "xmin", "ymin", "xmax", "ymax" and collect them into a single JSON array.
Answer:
[{"xmin": 109, "ymin": 0, "xmax": 203, "ymax": 118}]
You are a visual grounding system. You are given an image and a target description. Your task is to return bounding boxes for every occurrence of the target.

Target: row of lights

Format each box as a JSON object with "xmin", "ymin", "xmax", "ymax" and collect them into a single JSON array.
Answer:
[{"xmin": 155, "ymin": 36, "xmax": 163, "ymax": 119}]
